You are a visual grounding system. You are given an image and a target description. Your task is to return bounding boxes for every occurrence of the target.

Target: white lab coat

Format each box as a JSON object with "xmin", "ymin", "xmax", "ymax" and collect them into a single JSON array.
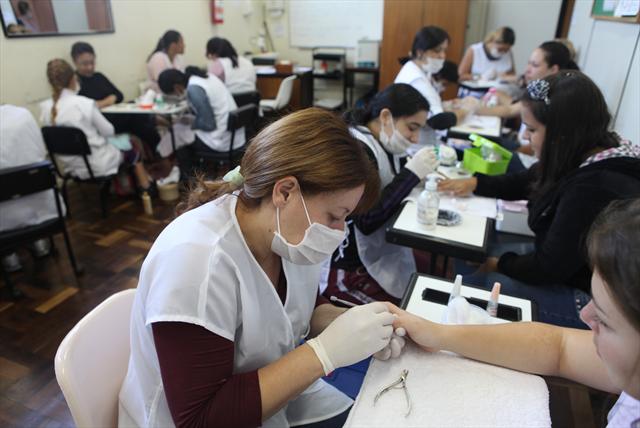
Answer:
[
  {"xmin": 0, "ymin": 105, "xmax": 65, "ymax": 231},
  {"xmin": 394, "ymin": 61, "xmax": 442, "ymax": 147},
  {"xmin": 118, "ymin": 194, "xmax": 352, "ymax": 428},
  {"xmin": 470, "ymin": 42, "xmax": 513, "ymax": 77},
  {"xmin": 350, "ymin": 127, "xmax": 416, "ymax": 298},
  {"xmin": 146, "ymin": 51, "xmax": 186, "ymax": 93},
  {"xmin": 218, "ymin": 56, "xmax": 257, "ymax": 94},
  {"xmin": 40, "ymin": 89, "xmax": 122, "ymax": 180},
  {"xmin": 189, "ymin": 74, "xmax": 245, "ymax": 152}
]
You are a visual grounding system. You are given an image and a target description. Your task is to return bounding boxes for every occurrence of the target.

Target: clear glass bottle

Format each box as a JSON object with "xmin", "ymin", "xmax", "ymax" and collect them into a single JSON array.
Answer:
[{"xmin": 417, "ymin": 174, "xmax": 440, "ymax": 230}]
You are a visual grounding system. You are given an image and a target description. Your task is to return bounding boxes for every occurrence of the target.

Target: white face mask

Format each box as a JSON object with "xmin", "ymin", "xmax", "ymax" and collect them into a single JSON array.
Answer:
[
  {"xmin": 420, "ymin": 57, "xmax": 444, "ymax": 75},
  {"xmin": 490, "ymin": 47, "xmax": 504, "ymax": 59},
  {"xmin": 271, "ymin": 191, "xmax": 346, "ymax": 265},
  {"xmin": 378, "ymin": 115, "xmax": 413, "ymax": 155}
]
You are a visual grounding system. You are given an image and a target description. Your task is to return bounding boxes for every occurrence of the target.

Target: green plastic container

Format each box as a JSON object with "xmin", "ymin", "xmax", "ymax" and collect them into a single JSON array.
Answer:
[{"xmin": 462, "ymin": 134, "xmax": 512, "ymax": 176}]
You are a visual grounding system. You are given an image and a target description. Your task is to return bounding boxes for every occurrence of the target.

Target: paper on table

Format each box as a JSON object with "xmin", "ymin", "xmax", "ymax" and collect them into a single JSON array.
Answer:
[
  {"xmin": 404, "ymin": 188, "xmax": 497, "ymax": 219},
  {"xmin": 450, "ymin": 114, "xmax": 501, "ymax": 138},
  {"xmin": 615, "ymin": 0, "xmax": 640, "ymax": 16},
  {"xmin": 344, "ymin": 344, "xmax": 550, "ymax": 428},
  {"xmin": 255, "ymin": 66, "xmax": 277, "ymax": 74}
]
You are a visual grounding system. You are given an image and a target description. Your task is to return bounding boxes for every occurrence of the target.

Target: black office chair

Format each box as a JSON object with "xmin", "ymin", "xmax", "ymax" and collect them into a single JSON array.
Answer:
[
  {"xmin": 0, "ymin": 161, "xmax": 82, "ymax": 299},
  {"xmin": 232, "ymin": 90, "xmax": 261, "ymax": 108},
  {"xmin": 192, "ymin": 104, "xmax": 259, "ymax": 177},
  {"xmin": 41, "ymin": 126, "xmax": 116, "ymax": 218}
]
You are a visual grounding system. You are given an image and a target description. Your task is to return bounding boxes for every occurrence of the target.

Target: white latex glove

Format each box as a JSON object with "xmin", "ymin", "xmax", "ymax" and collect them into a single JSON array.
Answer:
[
  {"xmin": 405, "ymin": 146, "xmax": 439, "ymax": 179},
  {"xmin": 307, "ymin": 302, "xmax": 394, "ymax": 375},
  {"xmin": 373, "ymin": 327, "xmax": 407, "ymax": 360},
  {"xmin": 459, "ymin": 96, "xmax": 481, "ymax": 114},
  {"xmin": 481, "ymin": 68, "xmax": 497, "ymax": 81}
]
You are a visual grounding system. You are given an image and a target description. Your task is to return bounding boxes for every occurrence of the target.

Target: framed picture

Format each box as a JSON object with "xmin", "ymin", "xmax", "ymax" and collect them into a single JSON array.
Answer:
[{"xmin": 591, "ymin": 0, "xmax": 640, "ymax": 23}]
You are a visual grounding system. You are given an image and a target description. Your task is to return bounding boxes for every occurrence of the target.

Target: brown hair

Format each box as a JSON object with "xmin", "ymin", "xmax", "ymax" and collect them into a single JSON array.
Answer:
[
  {"xmin": 46, "ymin": 59, "xmax": 75, "ymax": 125},
  {"xmin": 587, "ymin": 198, "xmax": 640, "ymax": 332},
  {"xmin": 177, "ymin": 107, "xmax": 380, "ymax": 215},
  {"xmin": 484, "ymin": 27, "xmax": 515, "ymax": 46}
]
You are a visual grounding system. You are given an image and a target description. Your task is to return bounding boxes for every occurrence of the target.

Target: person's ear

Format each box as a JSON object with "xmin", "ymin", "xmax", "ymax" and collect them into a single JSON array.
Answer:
[
  {"xmin": 379, "ymin": 108, "xmax": 392, "ymax": 125},
  {"xmin": 272, "ymin": 176, "xmax": 299, "ymax": 208},
  {"xmin": 549, "ymin": 64, "xmax": 560, "ymax": 75}
]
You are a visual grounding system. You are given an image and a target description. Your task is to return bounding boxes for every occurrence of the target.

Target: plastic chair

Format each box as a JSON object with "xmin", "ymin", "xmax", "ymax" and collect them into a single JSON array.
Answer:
[
  {"xmin": 41, "ymin": 126, "xmax": 117, "ymax": 218},
  {"xmin": 259, "ymin": 75, "xmax": 297, "ymax": 112},
  {"xmin": 54, "ymin": 289, "xmax": 136, "ymax": 428},
  {"xmin": 192, "ymin": 104, "xmax": 259, "ymax": 177},
  {"xmin": 0, "ymin": 161, "xmax": 82, "ymax": 299}
]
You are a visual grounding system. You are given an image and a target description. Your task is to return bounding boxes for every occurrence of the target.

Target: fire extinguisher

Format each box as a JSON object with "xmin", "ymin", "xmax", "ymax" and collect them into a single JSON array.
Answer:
[{"xmin": 211, "ymin": 0, "xmax": 224, "ymax": 24}]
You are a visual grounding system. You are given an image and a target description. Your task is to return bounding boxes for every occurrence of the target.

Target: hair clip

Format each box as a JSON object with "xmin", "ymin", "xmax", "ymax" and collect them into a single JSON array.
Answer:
[
  {"xmin": 222, "ymin": 165, "xmax": 244, "ymax": 189},
  {"xmin": 527, "ymin": 79, "xmax": 551, "ymax": 105}
]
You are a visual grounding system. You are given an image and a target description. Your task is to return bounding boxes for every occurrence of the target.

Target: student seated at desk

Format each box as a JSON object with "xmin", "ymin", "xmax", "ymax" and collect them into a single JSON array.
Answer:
[
  {"xmin": 40, "ymin": 59, "xmax": 153, "ymax": 193},
  {"xmin": 0, "ymin": 105, "xmax": 64, "ymax": 272},
  {"xmin": 390, "ymin": 198, "xmax": 640, "ymax": 428},
  {"xmin": 458, "ymin": 26, "xmax": 516, "ymax": 82},
  {"xmin": 206, "ymin": 37, "xmax": 257, "ymax": 94},
  {"xmin": 439, "ymin": 71, "xmax": 640, "ymax": 328},
  {"xmin": 395, "ymin": 26, "xmax": 480, "ymax": 145},
  {"xmin": 146, "ymin": 30, "xmax": 185, "ymax": 93},
  {"xmin": 323, "ymin": 84, "xmax": 437, "ymax": 305},
  {"xmin": 157, "ymin": 67, "xmax": 244, "ymax": 176},
  {"xmin": 432, "ymin": 60, "xmax": 459, "ymax": 95},
  {"xmin": 71, "ymin": 42, "xmax": 161, "ymax": 154},
  {"xmin": 118, "ymin": 109, "xmax": 395, "ymax": 428}
]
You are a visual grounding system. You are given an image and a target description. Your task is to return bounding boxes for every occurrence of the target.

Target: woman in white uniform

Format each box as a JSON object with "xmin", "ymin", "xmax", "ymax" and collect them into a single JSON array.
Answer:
[
  {"xmin": 458, "ymin": 27, "xmax": 516, "ymax": 82},
  {"xmin": 395, "ymin": 26, "xmax": 478, "ymax": 146},
  {"xmin": 118, "ymin": 108, "xmax": 399, "ymax": 428},
  {"xmin": 0, "ymin": 105, "xmax": 65, "ymax": 272},
  {"xmin": 40, "ymin": 59, "xmax": 152, "ymax": 191},
  {"xmin": 206, "ymin": 37, "xmax": 257, "ymax": 94},
  {"xmin": 324, "ymin": 83, "xmax": 437, "ymax": 305}
]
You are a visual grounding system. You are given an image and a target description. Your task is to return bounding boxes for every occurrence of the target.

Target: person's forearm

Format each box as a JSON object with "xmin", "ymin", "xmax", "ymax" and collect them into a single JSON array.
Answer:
[
  {"xmin": 459, "ymin": 72, "xmax": 474, "ymax": 81},
  {"xmin": 258, "ymin": 343, "xmax": 324, "ymax": 420},
  {"xmin": 309, "ymin": 303, "xmax": 346, "ymax": 338},
  {"xmin": 96, "ymin": 95, "xmax": 117, "ymax": 109},
  {"xmin": 453, "ymin": 108, "xmax": 469, "ymax": 124},
  {"xmin": 430, "ymin": 321, "xmax": 565, "ymax": 376}
]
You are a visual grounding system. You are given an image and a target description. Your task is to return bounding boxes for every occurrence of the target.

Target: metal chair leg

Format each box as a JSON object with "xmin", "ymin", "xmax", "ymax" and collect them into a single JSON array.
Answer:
[
  {"xmin": 60, "ymin": 223, "xmax": 83, "ymax": 276},
  {"xmin": 61, "ymin": 177, "xmax": 71, "ymax": 219},
  {"xmin": 1, "ymin": 265, "xmax": 23, "ymax": 300},
  {"xmin": 99, "ymin": 180, "xmax": 111, "ymax": 218}
]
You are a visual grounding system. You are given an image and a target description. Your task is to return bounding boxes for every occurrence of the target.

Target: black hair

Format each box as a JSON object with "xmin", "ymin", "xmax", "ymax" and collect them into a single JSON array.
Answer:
[
  {"xmin": 434, "ymin": 60, "xmax": 459, "ymax": 83},
  {"xmin": 538, "ymin": 41, "xmax": 579, "ymax": 71},
  {"xmin": 206, "ymin": 37, "xmax": 239, "ymax": 68},
  {"xmin": 148, "ymin": 30, "xmax": 182, "ymax": 61},
  {"xmin": 158, "ymin": 69, "xmax": 186, "ymax": 94},
  {"xmin": 71, "ymin": 42, "xmax": 95, "ymax": 60},
  {"xmin": 522, "ymin": 71, "xmax": 619, "ymax": 198},
  {"xmin": 411, "ymin": 26, "xmax": 449, "ymax": 58},
  {"xmin": 499, "ymin": 27, "xmax": 516, "ymax": 45},
  {"xmin": 17, "ymin": 1, "xmax": 30, "ymax": 15},
  {"xmin": 344, "ymin": 83, "xmax": 430, "ymax": 126},
  {"xmin": 587, "ymin": 198, "xmax": 640, "ymax": 333},
  {"xmin": 158, "ymin": 66, "xmax": 208, "ymax": 94}
]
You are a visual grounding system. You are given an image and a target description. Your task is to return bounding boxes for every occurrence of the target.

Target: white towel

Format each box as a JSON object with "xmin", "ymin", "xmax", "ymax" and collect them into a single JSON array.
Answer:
[{"xmin": 345, "ymin": 343, "xmax": 550, "ymax": 427}]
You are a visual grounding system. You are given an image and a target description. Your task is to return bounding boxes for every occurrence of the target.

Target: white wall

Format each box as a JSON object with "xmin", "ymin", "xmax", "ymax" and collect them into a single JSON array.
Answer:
[
  {"xmin": 0, "ymin": 0, "xmax": 266, "ymax": 116},
  {"xmin": 483, "ymin": 0, "xmax": 562, "ymax": 74},
  {"xmin": 568, "ymin": 0, "xmax": 640, "ymax": 145}
]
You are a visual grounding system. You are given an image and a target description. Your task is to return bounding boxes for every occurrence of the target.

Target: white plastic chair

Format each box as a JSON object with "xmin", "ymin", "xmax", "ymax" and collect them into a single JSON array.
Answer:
[
  {"xmin": 54, "ymin": 289, "xmax": 136, "ymax": 428},
  {"xmin": 260, "ymin": 74, "xmax": 297, "ymax": 112}
]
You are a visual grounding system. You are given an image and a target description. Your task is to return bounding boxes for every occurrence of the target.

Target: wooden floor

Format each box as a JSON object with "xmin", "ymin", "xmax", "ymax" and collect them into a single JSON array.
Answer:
[{"xmin": 0, "ymin": 181, "xmax": 615, "ymax": 428}]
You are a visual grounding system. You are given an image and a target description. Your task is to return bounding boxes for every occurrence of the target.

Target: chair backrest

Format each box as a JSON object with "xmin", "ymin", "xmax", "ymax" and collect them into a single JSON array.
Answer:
[
  {"xmin": 41, "ymin": 126, "xmax": 91, "ymax": 156},
  {"xmin": 54, "ymin": 289, "xmax": 136, "ymax": 428},
  {"xmin": 227, "ymin": 104, "xmax": 259, "ymax": 132},
  {"xmin": 273, "ymin": 75, "xmax": 297, "ymax": 110},
  {"xmin": 232, "ymin": 90, "xmax": 261, "ymax": 108},
  {"xmin": 0, "ymin": 161, "xmax": 57, "ymax": 203}
]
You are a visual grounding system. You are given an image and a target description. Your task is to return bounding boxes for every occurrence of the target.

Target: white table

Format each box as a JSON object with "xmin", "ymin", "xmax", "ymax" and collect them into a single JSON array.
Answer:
[
  {"xmin": 386, "ymin": 187, "xmax": 497, "ymax": 264},
  {"xmin": 102, "ymin": 102, "xmax": 189, "ymax": 153}
]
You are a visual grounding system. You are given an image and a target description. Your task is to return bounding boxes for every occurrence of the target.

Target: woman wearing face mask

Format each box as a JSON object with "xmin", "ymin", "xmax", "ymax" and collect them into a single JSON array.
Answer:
[
  {"xmin": 118, "ymin": 108, "xmax": 397, "ymax": 428},
  {"xmin": 146, "ymin": 30, "xmax": 186, "ymax": 93},
  {"xmin": 395, "ymin": 26, "xmax": 479, "ymax": 145},
  {"xmin": 323, "ymin": 84, "xmax": 436, "ymax": 311},
  {"xmin": 438, "ymin": 71, "xmax": 640, "ymax": 328},
  {"xmin": 389, "ymin": 198, "xmax": 640, "ymax": 428},
  {"xmin": 458, "ymin": 27, "xmax": 516, "ymax": 82},
  {"xmin": 40, "ymin": 59, "xmax": 153, "ymax": 193}
]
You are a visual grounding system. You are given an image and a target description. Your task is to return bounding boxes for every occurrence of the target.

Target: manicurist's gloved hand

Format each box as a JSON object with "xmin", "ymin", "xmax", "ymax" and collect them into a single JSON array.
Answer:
[
  {"xmin": 307, "ymin": 302, "xmax": 394, "ymax": 375},
  {"xmin": 373, "ymin": 327, "xmax": 407, "ymax": 360},
  {"xmin": 405, "ymin": 147, "xmax": 439, "ymax": 179}
]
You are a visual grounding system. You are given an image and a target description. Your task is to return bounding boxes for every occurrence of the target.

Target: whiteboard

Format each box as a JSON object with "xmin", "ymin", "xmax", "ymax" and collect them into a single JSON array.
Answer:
[{"xmin": 289, "ymin": 0, "xmax": 383, "ymax": 48}]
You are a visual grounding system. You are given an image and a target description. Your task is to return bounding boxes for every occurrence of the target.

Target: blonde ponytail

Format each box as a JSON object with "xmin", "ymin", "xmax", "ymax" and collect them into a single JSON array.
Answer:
[{"xmin": 46, "ymin": 59, "xmax": 75, "ymax": 125}]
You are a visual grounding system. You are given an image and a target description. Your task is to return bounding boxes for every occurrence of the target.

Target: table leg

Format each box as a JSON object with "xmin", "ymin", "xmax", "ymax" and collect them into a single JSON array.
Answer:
[{"xmin": 167, "ymin": 114, "xmax": 176, "ymax": 155}]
